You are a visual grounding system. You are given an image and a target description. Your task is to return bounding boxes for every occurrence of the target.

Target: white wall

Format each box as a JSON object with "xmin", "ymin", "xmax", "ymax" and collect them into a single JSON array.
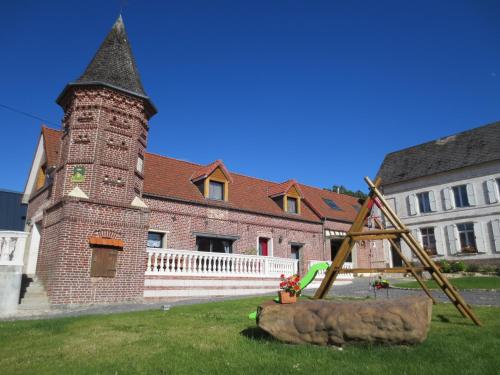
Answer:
[{"xmin": 381, "ymin": 160, "xmax": 500, "ymax": 261}]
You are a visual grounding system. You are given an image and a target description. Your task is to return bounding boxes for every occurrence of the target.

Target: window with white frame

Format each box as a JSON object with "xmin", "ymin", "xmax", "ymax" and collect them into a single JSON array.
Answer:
[
  {"xmin": 453, "ymin": 185, "xmax": 470, "ymax": 208},
  {"xmin": 456, "ymin": 223, "xmax": 476, "ymax": 252},
  {"xmin": 147, "ymin": 232, "xmax": 165, "ymax": 249},
  {"xmin": 417, "ymin": 192, "xmax": 432, "ymax": 213},
  {"xmin": 420, "ymin": 227, "xmax": 437, "ymax": 255}
]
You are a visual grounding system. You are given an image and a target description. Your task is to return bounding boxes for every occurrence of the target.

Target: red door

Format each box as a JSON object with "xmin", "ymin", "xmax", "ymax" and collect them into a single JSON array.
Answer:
[{"xmin": 259, "ymin": 238, "xmax": 268, "ymax": 256}]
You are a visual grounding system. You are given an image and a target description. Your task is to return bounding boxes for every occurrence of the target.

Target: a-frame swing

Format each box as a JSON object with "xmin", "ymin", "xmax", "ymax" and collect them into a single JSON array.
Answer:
[{"xmin": 314, "ymin": 176, "xmax": 482, "ymax": 327}]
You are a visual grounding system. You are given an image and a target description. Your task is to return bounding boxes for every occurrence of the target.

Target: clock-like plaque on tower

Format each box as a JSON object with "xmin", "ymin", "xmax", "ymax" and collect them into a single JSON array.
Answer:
[{"xmin": 71, "ymin": 166, "xmax": 86, "ymax": 182}]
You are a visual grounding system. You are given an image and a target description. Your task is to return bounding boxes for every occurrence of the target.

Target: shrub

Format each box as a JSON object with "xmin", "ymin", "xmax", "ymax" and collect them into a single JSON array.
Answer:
[
  {"xmin": 436, "ymin": 260, "xmax": 451, "ymax": 273},
  {"xmin": 496, "ymin": 267, "xmax": 500, "ymax": 277},
  {"xmin": 465, "ymin": 263, "xmax": 480, "ymax": 273},
  {"xmin": 480, "ymin": 265, "xmax": 496, "ymax": 274},
  {"xmin": 450, "ymin": 261, "xmax": 466, "ymax": 273}
]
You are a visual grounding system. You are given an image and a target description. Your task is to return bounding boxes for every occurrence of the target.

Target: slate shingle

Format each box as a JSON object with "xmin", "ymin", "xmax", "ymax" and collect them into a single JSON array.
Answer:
[{"xmin": 377, "ymin": 122, "xmax": 500, "ymax": 185}]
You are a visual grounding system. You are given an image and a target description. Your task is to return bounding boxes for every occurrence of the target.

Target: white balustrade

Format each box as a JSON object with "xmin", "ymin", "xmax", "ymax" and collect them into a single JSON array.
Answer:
[
  {"xmin": 308, "ymin": 260, "xmax": 353, "ymax": 280},
  {"xmin": 146, "ymin": 248, "xmax": 298, "ymax": 278},
  {"xmin": 0, "ymin": 231, "xmax": 28, "ymax": 266}
]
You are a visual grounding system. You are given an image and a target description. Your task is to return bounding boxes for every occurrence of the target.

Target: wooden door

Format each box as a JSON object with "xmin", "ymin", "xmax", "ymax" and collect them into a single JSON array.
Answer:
[{"xmin": 259, "ymin": 238, "xmax": 268, "ymax": 256}]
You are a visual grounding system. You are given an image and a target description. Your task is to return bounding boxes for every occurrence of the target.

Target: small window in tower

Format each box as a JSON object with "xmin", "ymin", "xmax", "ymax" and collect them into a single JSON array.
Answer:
[{"xmin": 136, "ymin": 155, "xmax": 144, "ymax": 173}]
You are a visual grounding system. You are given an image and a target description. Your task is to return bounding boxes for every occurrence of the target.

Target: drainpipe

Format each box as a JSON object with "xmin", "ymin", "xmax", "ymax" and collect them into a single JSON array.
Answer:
[{"xmin": 322, "ymin": 218, "xmax": 327, "ymax": 261}]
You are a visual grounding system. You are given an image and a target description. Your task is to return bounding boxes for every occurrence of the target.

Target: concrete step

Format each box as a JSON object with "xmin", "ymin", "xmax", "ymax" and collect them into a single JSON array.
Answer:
[{"xmin": 18, "ymin": 277, "xmax": 51, "ymax": 311}]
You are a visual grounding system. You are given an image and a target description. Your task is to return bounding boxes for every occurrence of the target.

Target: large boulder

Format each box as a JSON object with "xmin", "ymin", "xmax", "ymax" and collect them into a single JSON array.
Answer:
[{"xmin": 257, "ymin": 296, "xmax": 432, "ymax": 346}]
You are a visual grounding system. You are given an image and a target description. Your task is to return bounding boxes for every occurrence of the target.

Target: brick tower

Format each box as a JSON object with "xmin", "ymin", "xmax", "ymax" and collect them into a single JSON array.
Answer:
[{"xmin": 36, "ymin": 16, "xmax": 156, "ymax": 304}]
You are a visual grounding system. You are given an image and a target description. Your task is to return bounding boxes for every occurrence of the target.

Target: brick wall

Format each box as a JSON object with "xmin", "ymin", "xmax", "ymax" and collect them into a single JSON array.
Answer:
[{"xmin": 144, "ymin": 196, "xmax": 355, "ymax": 275}]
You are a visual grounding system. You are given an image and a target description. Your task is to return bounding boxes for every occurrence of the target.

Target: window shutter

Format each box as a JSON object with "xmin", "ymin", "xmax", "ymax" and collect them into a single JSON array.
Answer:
[
  {"xmin": 428, "ymin": 191, "xmax": 437, "ymax": 211},
  {"xmin": 408, "ymin": 195, "xmax": 417, "ymax": 216},
  {"xmin": 466, "ymin": 184, "xmax": 476, "ymax": 206},
  {"xmin": 486, "ymin": 180, "xmax": 499, "ymax": 204},
  {"xmin": 473, "ymin": 222, "xmax": 485, "ymax": 253},
  {"xmin": 434, "ymin": 227, "xmax": 445, "ymax": 255},
  {"xmin": 411, "ymin": 228, "xmax": 421, "ymax": 246},
  {"xmin": 491, "ymin": 219, "xmax": 500, "ymax": 253},
  {"xmin": 443, "ymin": 188, "xmax": 454, "ymax": 210},
  {"xmin": 446, "ymin": 225, "xmax": 459, "ymax": 254}
]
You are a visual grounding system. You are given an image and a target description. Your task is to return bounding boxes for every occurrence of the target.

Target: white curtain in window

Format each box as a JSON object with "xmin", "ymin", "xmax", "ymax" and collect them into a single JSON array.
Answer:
[{"xmin": 209, "ymin": 181, "xmax": 223, "ymax": 200}]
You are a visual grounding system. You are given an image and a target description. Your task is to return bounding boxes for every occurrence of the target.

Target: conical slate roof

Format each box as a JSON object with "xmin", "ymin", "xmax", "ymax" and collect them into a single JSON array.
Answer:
[
  {"xmin": 76, "ymin": 15, "xmax": 146, "ymax": 97},
  {"xmin": 57, "ymin": 15, "xmax": 156, "ymax": 115}
]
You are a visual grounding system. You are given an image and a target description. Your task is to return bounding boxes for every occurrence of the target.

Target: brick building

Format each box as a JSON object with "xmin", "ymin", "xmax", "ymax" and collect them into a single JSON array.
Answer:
[{"xmin": 22, "ymin": 16, "xmax": 381, "ymax": 305}]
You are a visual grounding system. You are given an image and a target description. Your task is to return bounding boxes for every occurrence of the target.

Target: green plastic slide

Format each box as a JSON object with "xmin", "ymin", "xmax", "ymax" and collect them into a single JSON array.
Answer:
[{"xmin": 248, "ymin": 262, "xmax": 330, "ymax": 320}]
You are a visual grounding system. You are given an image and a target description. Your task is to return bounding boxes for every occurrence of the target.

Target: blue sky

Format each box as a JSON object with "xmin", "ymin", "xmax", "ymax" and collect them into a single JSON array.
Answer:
[{"xmin": 1, "ymin": 1, "xmax": 499, "ymax": 193}]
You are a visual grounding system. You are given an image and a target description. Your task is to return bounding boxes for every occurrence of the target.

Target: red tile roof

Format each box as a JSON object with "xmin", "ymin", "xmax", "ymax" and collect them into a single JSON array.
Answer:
[
  {"xmin": 42, "ymin": 127, "xmax": 361, "ymax": 223},
  {"xmin": 41, "ymin": 126, "xmax": 61, "ymax": 167}
]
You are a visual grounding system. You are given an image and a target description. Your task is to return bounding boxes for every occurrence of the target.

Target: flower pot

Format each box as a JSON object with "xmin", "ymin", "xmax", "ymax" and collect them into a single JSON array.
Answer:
[{"xmin": 278, "ymin": 291, "xmax": 297, "ymax": 304}]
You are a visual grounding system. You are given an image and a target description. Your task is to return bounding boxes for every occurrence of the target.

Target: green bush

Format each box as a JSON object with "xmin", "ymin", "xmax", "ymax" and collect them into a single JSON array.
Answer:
[
  {"xmin": 450, "ymin": 261, "xmax": 466, "ymax": 273},
  {"xmin": 436, "ymin": 260, "xmax": 451, "ymax": 273},
  {"xmin": 480, "ymin": 265, "xmax": 496, "ymax": 273},
  {"xmin": 465, "ymin": 263, "xmax": 480, "ymax": 273},
  {"xmin": 496, "ymin": 267, "xmax": 500, "ymax": 277}
]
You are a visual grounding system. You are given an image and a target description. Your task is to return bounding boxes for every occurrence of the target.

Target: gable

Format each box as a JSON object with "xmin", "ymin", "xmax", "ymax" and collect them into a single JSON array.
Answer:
[
  {"xmin": 287, "ymin": 185, "xmax": 301, "ymax": 198},
  {"xmin": 209, "ymin": 167, "xmax": 229, "ymax": 182}
]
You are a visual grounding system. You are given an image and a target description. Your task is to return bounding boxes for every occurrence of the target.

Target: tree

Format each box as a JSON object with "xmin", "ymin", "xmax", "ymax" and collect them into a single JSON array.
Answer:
[{"xmin": 325, "ymin": 185, "xmax": 368, "ymax": 199}]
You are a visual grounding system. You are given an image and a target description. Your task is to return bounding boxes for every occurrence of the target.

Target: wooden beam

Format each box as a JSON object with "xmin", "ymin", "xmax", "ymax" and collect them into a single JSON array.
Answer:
[
  {"xmin": 350, "ymin": 234, "xmax": 399, "ymax": 241},
  {"xmin": 347, "ymin": 229, "xmax": 409, "ymax": 236},
  {"xmin": 339, "ymin": 267, "xmax": 429, "ymax": 274}
]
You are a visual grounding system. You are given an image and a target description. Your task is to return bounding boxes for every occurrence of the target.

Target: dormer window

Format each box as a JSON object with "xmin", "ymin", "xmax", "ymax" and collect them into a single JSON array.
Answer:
[
  {"xmin": 286, "ymin": 197, "xmax": 298, "ymax": 214},
  {"xmin": 191, "ymin": 160, "xmax": 232, "ymax": 202},
  {"xmin": 269, "ymin": 180, "xmax": 302, "ymax": 215},
  {"xmin": 209, "ymin": 180, "xmax": 224, "ymax": 200}
]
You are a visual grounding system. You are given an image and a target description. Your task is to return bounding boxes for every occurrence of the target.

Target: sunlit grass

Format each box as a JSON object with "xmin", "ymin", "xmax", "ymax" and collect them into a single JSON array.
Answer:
[{"xmin": 0, "ymin": 297, "xmax": 498, "ymax": 374}]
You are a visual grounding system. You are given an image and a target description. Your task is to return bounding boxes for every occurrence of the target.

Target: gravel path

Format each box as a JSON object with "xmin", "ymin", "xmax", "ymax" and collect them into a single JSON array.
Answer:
[{"xmin": 308, "ymin": 277, "xmax": 500, "ymax": 306}]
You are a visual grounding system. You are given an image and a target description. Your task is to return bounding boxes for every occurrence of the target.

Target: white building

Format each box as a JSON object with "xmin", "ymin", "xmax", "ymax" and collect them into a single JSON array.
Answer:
[{"xmin": 377, "ymin": 122, "xmax": 500, "ymax": 266}]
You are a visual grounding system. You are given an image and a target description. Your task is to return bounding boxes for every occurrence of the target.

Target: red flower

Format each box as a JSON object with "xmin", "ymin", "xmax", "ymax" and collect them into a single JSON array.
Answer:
[
  {"xmin": 280, "ymin": 274, "xmax": 285, "ymax": 279},
  {"xmin": 294, "ymin": 285, "xmax": 300, "ymax": 291}
]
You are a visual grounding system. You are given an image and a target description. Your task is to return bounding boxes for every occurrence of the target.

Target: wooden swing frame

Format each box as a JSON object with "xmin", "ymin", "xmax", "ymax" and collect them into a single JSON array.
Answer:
[{"xmin": 314, "ymin": 176, "xmax": 482, "ymax": 326}]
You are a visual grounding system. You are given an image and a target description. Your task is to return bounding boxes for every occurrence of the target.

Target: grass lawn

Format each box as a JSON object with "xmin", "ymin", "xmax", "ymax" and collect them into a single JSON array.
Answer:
[
  {"xmin": 394, "ymin": 276, "xmax": 500, "ymax": 290},
  {"xmin": 1, "ymin": 297, "xmax": 499, "ymax": 375}
]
